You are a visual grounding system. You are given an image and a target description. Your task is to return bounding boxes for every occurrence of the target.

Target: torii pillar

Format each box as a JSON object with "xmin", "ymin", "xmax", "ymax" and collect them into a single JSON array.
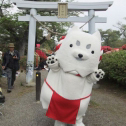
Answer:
[
  {"xmin": 88, "ymin": 10, "xmax": 95, "ymax": 34},
  {"xmin": 26, "ymin": 9, "xmax": 37, "ymax": 84}
]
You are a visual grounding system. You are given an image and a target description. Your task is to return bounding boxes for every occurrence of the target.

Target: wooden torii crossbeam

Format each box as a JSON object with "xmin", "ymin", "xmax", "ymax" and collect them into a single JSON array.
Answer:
[
  {"xmin": 13, "ymin": 1, "xmax": 113, "ymax": 11},
  {"xmin": 13, "ymin": 0, "xmax": 113, "ymax": 34},
  {"xmin": 12, "ymin": 0, "xmax": 113, "ymax": 85}
]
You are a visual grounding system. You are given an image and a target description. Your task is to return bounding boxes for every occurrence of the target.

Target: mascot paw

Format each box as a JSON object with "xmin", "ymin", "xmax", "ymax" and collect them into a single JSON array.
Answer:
[
  {"xmin": 46, "ymin": 55, "xmax": 60, "ymax": 71},
  {"xmin": 94, "ymin": 69, "xmax": 105, "ymax": 80},
  {"xmin": 46, "ymin": 55, "xmax": 58, "ymax": 65}
]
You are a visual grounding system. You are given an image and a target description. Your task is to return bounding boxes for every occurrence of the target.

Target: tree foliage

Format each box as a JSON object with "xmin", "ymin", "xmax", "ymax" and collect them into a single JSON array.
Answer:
[
  {"xmin": 0, "ymin": 0, "xmax": 77, "ymax": 55},
  {"xmin": 99, "ymin": 29, "xmax": 123, "ymax": 48},
  {"xmin": 0, "ymin": 13, "xmax": 29, "ymax": 51},
  {"xmin": 0, "ymin": 1, "xmax": 29, "ymax": 55},
  {"xmin": 113, "ymin": 18, "xmax": 126, "ymax": 48},
  {"xmin": 115, "ymin": 18, "xmax": 126, "ymax": 38}
]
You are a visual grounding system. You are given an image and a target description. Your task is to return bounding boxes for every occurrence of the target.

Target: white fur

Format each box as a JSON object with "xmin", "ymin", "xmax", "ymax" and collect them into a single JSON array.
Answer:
[
  {"xmin": 40, "ymin": 26, "xmax": 104, "ymax": 126},
  {"xmin": 0, "ymin": 51, "xmax": 2, "ymax": 60}
]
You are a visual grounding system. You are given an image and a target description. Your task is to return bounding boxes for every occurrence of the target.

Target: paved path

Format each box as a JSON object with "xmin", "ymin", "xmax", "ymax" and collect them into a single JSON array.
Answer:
[{"xmin": 0, "ymin": 70, "xmax": 126, "ymax": 126}]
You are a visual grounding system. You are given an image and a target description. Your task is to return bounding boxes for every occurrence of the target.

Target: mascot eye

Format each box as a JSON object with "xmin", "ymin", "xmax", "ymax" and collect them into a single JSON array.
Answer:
[
  {"xmin": 76, "ymin": 40, "xmax": 80, "ymax": 46},
  {"xmin": 70, "ymin": 44, "xmax": 73, "ymax": 47},
  {"xmin": 86, "ymin": 44, "xmax": 91, "ymax": 49},
  {"xmin": 91, "ymin": 51, "xmax": 94, "ymax": 54}
]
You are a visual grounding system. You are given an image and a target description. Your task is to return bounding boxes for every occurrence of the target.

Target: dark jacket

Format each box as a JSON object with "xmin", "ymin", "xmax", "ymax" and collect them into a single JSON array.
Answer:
[
  {"xmin": 2, "ymin": 50, "xmax": 20, "ymax": 71},
  {"xmin": 39, "ymin": 60, "xmax": 47, "ymax": 69}
]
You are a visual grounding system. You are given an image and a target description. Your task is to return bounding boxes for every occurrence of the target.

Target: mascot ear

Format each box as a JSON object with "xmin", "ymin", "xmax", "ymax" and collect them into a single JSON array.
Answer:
[
  {"xmin": 65, "ymin": 26, "xmax": 80, "ymax": 38},
  {"xmin": 93, "ymin": 31, "xmax": 101, "ymax": 41},
  {"xmin": 69, "ymin": 26, "xmax": 80, "ymax": 33},
  {"xmin": 71, "ymin": 26, "xmax": 80, "ymax": 31}
]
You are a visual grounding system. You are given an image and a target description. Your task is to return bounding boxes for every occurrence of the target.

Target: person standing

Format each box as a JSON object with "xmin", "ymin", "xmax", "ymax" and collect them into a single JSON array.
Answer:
[
  {"xmin": 2, "ymin": 43, "xmax": 20, "ymax": 93},
  {"xmin": 35, "ymin": 58, "xmax": 47, "ymax": 70}
]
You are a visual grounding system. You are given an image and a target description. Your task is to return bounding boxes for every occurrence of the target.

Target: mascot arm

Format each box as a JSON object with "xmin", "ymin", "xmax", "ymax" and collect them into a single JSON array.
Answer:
[
  {"xmin": 86, "ymin": 69, "xmax": 105, "ymax": 84},
  {"xmin": 46, "ymin": 55, "xmax": 60, "ymax": 72}
]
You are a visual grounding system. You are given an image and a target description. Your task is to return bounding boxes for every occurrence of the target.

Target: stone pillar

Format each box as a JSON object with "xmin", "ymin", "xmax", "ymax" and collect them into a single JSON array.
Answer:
[
  {"xmin": 26, "ymin": 9, "xmax": 37, "ymax": 85},
  {"xmin": 88, "ymin": 10, "xmax": 95, "ymax": 34}
]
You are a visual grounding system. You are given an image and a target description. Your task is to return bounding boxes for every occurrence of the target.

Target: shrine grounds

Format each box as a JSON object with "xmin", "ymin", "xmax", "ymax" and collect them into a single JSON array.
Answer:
[{"xmin": 0, "ymin": 70, "xmax": 126, "ymax": 126}]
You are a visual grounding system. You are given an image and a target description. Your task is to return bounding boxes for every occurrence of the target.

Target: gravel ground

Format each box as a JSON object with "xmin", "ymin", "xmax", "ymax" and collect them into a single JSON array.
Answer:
[{"xmin": 0, "ymin": 70, "xmax": 126, "ymax": 126}]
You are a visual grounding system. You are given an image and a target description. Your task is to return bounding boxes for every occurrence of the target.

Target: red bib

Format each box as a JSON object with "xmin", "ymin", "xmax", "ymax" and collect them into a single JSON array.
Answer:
[{"xmin": 45, "ymin": 80, "xmax": 91, "ymax": 124}]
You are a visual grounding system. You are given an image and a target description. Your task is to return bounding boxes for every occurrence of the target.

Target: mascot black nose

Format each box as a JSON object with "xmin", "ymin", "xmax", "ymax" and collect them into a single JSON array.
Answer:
[{"xmin": 78, "ymin": 54, "xmax": 83, "ymax": 58}]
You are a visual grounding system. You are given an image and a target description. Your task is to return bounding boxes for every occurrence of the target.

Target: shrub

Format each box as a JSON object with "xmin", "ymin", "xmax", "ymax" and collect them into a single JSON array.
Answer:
[
  {"xmin": 19, "ymin": 55, "xmax": 40, "ymax": 70},
  {"xmin": 99, "ymin": 50, "xmax": 126, "ymax": 85},
  {"xmin": 19, "ymin": 56, "xmax": 27, "ymax": 70},
  {"xmin": 122, "ymin": 44, "xmax": 126, "ymax": 50},
  {"xmin": 102, "ymin": 46, "xmax": 112, "ymax": 53}
]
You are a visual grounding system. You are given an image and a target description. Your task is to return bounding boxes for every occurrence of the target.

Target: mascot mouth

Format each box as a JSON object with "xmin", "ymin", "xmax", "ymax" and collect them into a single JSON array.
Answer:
[{"xmin": 75, "ymin": 57, "xmax": 84, "ymax": 61}]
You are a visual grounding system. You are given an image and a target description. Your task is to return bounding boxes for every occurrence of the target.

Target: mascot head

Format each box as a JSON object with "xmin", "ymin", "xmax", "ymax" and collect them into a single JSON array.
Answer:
[{"xmin": 56, "ymin": 26, "xmax": 102, "ymax": 77}]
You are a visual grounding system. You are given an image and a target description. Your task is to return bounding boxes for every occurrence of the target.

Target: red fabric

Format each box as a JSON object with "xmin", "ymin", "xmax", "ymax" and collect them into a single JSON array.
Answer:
[
  {"xmin": 100, "ymin": 46, "xmax": 102, "ymax": 51},
  {"xmin": 55, "ymin": 44, "xmax": 62, "ymax": 51},
  {"xmin": 46, "ymin": 91, "xmax": 80, "ymax": 124},
  {"xmin": 36, "ymin": 50, "xmax": 47, "ymax": 59},
  {"xmin": 99, "ymin": 47, "xmax": 103, "ymax": 61},
  {"xmin": 76, "ymin": 74, "xmax": 81, "ymax": 77},
  {"xmin": 60, "ymin": 36, "xmax": 66, "ymax": 40},
  {"xmin": 45, "ymin": 80, "xmax": 91, "ymax": 124},
  {"xmin": 54, "ymin": 36, "xmax": 65, "ymax": 51},
  {"xmin": 100, "ymin": 56, "xmax": 102, "ymax": 61}
]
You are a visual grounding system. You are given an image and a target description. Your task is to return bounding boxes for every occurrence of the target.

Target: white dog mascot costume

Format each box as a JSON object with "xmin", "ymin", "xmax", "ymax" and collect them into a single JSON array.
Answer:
[{"xmin": 40, "ymin": 26, "xmax": 105, "ymax": 126}]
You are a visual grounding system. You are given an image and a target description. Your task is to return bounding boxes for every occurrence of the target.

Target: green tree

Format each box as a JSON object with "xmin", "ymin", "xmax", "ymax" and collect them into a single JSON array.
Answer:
[
  {"xmin": 0, "ymin": 13, "xmax": 29, "ymax": 55},
  {"xmin": 0, "ymin": 1, "xmax": 29, "ymax": 55},
  {"xmin": 0, "ymin": 0, "xmax": 81, "ymax": 55},
  {"xmin": 115, "ymin": 18, "xmax": 126, "ymax": 38},
  {"xmin": 99, "ymin": 29, "xmax": 122, "ymax": 48},
  {"xmin": 114, "ymin": 18, "xmax": 126, "ymax": 47}
]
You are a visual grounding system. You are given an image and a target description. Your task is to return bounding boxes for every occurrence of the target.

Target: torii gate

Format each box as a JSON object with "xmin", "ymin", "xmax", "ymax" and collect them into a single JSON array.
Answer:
[{"xmin": 12, "ymin": 0, "xmax": 113, "ymax": 85}]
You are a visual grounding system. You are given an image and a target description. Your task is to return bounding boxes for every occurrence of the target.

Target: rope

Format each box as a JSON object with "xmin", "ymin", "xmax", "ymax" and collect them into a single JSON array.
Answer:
[
  {"xmin": 79, "ymin": 15, "xmax": 95, "ymax": 29},
  {"xmin": 31, "ymin": 14, "xmax": 95, "ymax": 36},
  {"xmin": 31, "ymin": 14, "xmax": 66, "ymax": 36}
]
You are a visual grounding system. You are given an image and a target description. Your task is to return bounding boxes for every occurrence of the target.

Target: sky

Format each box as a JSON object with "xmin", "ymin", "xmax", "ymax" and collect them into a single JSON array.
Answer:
[
  {"xmin": 1, "ymin": 0, "xmax": 126, "ymax": 31},
  {"xmin": 63, "ymin": 0, "xmax": 126, "ymax": 31}
]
